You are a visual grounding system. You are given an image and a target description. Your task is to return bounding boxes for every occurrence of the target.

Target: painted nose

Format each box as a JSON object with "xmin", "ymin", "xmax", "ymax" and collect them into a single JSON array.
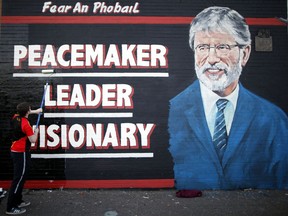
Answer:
[{"xmin": 207, "ymin": 48, "xmax": 220, "ymax": 65}]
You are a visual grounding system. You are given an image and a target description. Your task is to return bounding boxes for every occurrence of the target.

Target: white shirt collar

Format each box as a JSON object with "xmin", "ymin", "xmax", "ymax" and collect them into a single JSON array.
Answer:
[{"xmin": 199, "ymin": 81, "xmax": 239, "ymax": 114}]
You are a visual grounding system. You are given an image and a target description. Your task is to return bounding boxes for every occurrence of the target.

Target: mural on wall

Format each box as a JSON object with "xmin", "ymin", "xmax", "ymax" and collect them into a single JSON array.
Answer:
[
  {"xmin": 168, "ymin": 6, "xmax": 288, "ymax": 190},
  {"xmin": 0, "ymin": 1, "xmax": 287, "ymax": 189}
]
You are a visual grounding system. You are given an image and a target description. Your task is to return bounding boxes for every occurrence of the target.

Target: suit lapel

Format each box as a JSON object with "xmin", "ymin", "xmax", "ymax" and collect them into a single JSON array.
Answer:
[
  {"xmin": 184, "ymin": 81, "xmax": 221, "ymax": 167},
  {"xmin": 180, "ymin": 82, "xmax": 256, "ymax": 170},
  {"xmin": 222, "ymin": 84, "xmax": 256, "ymax": 167}
]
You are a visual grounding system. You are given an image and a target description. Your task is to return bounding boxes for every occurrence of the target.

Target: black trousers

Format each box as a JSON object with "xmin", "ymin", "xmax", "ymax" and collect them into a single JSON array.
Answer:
[{"xmin": 7, "ymin": 151, "xmax": 31, "ymax": 211}]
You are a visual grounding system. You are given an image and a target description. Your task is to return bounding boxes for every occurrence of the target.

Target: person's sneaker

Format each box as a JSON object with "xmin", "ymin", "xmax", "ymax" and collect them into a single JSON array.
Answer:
[
  {"xmin": 18, "ymin": 201, "xmax": 31, "ymax": 208},
  {"xmin": 6, "ymin": 207, "xmax": 26, "ymax": 215},
  {"xmin": 0, "ymin": 190, "xmax": 7, "ymax": 198}
]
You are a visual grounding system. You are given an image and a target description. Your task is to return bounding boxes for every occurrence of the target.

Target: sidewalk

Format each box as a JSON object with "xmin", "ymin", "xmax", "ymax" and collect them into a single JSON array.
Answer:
[{"xmin": 1, "ymin": 189, "xmax": 288, "ymax": 216}]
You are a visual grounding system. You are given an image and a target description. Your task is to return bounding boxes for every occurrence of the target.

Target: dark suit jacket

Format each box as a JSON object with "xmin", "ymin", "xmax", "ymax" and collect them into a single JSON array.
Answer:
[{"xmin": 168, "ymin": 80, "xmax": 288, "ymax": 189}]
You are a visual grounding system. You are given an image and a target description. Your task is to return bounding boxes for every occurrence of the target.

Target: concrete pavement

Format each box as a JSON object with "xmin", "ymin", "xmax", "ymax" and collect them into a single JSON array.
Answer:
[{"xmin": 1, "ymin": 189, "xmax": 288, "ymax": 216}]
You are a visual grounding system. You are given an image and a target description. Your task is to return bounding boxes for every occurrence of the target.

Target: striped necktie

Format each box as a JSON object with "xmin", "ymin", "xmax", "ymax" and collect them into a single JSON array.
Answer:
[{"xmin": 213, "ymin": 99, "xmax": 228, "ymax": 161}]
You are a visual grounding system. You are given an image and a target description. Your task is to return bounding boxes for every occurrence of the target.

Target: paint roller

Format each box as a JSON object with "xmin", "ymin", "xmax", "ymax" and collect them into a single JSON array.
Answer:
[{"xmin": 35, "ymin": 69, "xmax": 55, "ymax": 128}]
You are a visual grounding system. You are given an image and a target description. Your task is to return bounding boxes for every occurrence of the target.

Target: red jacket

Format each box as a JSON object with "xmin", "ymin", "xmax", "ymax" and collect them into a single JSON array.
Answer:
[{"xmin": 11, "ymin": 114, "xmax": 34, "ymax": 152}]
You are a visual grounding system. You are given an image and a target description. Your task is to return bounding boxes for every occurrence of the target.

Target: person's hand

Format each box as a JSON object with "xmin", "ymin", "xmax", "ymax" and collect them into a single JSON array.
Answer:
[
  {"xmin": 34, "ymin": 128, "xmax": 39, "ymax": 134},
  {"xmin": 31, "ymin": 108, "xmax": 43, "ymax": 114},
  {"xmin": 36, "ymin": 108, "xmax": 43, "ymax": 114}
]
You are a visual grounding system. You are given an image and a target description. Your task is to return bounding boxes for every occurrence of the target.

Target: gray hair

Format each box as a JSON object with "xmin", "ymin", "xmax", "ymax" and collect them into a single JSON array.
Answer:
[{"xmin": 189, "ymin": 6, "xmax": 251, "ymax": 49}]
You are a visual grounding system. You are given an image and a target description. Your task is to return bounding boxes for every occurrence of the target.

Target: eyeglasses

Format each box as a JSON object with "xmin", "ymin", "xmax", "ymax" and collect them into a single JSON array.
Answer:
[{"xmin": 194, "ymin": 44, "xmax": 242, "ymax": 57}]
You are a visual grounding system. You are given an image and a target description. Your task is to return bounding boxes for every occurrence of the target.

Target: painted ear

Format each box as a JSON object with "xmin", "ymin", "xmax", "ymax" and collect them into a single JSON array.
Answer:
[{"xmin": 241, "ymin": 45, "xmax": 251, "ymax": 67}]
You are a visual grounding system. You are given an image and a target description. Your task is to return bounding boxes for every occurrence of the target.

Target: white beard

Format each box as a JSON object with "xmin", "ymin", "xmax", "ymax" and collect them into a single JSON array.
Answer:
[{"xmin": 195, "ymin": 59, "xmax": 243, "ymax": 92}]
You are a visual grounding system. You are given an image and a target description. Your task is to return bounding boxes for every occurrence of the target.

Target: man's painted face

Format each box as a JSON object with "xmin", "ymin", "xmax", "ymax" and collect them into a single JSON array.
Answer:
[{"xmin": 194, "ymin": 31, "xmax": 243, "ymax": 92}]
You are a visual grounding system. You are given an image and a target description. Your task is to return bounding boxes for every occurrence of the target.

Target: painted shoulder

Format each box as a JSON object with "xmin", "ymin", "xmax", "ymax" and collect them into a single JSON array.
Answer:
[
  {"xmin": 170, "ymin": 81, "xmax": 200, "ymax": 106},
  {"xmin": 240, "ymin": 84, "xmax": 288, "ymax": 121}
]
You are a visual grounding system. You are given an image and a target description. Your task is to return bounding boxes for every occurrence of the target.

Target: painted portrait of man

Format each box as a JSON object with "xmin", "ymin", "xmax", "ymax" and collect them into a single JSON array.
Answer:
[{"xmin": 168, "ymin": 6, "xmax": 288, "ymax": 190}]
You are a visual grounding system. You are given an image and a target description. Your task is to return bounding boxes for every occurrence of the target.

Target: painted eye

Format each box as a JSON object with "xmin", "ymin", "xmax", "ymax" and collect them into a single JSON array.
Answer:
[
  {"xmin": 217, "ymin": 44, "xmax": 230, "ymax": 50},
  {"xmin": 196, "ymin": 45, "xmax": 209, "ymax": 52}
]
